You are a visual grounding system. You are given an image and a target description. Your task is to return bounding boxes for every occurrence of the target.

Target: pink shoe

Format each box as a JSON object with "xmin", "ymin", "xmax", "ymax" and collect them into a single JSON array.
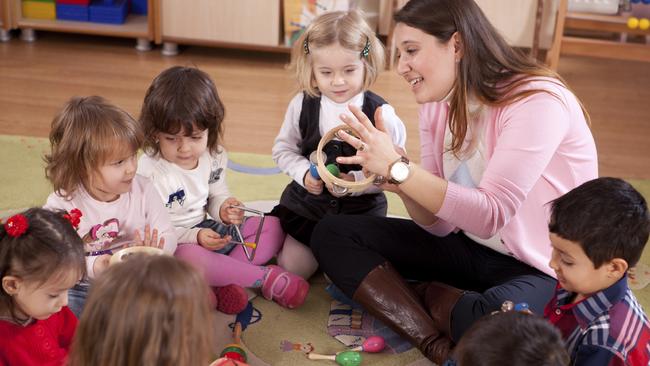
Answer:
[
  {"xmin": 262, "ymin": 265, "xmax": 309, "ymax": 309},
  {"xmin": 213, "ymin": 284, "xmax": 248, "ymax": 315}
]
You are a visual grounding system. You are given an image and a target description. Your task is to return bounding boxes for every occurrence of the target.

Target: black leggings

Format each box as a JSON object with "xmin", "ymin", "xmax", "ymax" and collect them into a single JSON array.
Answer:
[{"xmin": 311, "ymin": 215, "xmax": 556, "ymax": 342}]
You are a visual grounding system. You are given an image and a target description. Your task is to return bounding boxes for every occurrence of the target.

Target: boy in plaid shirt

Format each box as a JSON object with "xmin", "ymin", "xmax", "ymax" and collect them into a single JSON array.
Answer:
[{"xmin": 544, "ymin": 177, "xmax": 650, "ymax": 366}]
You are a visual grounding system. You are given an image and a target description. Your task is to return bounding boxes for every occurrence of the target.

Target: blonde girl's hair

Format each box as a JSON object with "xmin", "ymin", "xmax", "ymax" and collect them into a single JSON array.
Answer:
[
  {"xmin": 67, "ymin": 255, "xmax": 215, "ymax": 366},
  {"xmin": 44, "ymin": 96, "xmax": 143, "ymax": 199},
  {"xmin": 395, "ymin": 0, "xmax": 591, "ymax": 156},
  {"xmin": 0, "ymin": 208, "xmax": 86, "ymax": 322},
  {"xmin": 290, "ymin": 9, "xmax": 385, "ymax": 97}
]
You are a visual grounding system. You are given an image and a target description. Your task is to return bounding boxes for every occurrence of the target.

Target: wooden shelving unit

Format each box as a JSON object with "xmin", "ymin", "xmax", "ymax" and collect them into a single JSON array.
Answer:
[
  {"xmin": 153, "ymin": 0, "xmax": 289, "ymax": 56},
  {"xmin": 1, "ymin": 0, "xmax": 12, "ymax": 41},
  {"xmin": 559, "ymin": 10, "xmax": 650, "ymax": 62},
  {"xmin": 10, "ymin": 0, "xmax": 155, "ymax": 48}
]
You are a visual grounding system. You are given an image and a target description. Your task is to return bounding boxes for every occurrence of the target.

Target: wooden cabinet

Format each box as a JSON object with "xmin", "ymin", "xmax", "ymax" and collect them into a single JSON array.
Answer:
[
  {"xmin": 476, "ymin": 0, "xmax": 559, "ymax": 50},
  {"xmin": 7, "ymin": 0, "xmax": 155, "ymax": 49},
  {"xmin": 1, "ymin": 0, "xmax": 12, "ymax": 41},
  {"xmin": 155, "ymin": 0, "xmax": 286, "ymax": 55}
]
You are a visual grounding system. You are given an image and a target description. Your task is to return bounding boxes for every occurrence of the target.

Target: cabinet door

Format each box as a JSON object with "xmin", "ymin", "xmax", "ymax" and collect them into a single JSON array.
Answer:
[
  {"xmin": 475, "ymin": 0, "xmax": 558, "ymax": 49},
  {"xmin": 161, "ymin": 0, "xmax": 280, "ymax": 46}
]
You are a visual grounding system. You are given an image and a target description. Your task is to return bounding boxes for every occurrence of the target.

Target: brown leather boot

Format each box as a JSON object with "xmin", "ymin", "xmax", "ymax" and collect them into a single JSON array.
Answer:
[
  {"xmin": 352, "ymin": 262, "xmax": 452, "ymax": 363},
  {"xmin": 424, "ymin": 282, "xmax": 465, "ymax": 339}
]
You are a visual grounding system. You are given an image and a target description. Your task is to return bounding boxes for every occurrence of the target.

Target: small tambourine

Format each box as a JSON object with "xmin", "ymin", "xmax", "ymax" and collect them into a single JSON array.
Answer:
[
  {"xmin": 316, "ymin": 125, "xmax": 377, "ymax": 196},
  {"xmin": 109, "ymin": 246, "xmax": 165, "ymax": 266}
]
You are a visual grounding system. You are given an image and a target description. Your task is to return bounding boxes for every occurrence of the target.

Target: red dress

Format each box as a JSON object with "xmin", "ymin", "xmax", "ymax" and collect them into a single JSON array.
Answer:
[{"xmin": 0, "ymin": 306, "xmax": 77, "ymax": 366}]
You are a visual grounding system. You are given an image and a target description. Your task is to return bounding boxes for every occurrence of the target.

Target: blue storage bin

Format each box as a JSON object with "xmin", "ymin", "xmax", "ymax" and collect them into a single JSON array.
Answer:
[
  {"xmin": 56, "ymin": 3, "xmax": 88, "ymax": 21},
  {"xmin": 131, "ymin": 0, "xmax": 146, "ymax": 15},
  {"xmin": 89, "ymin": 0, "xmax": 127, "ymax": 24}
]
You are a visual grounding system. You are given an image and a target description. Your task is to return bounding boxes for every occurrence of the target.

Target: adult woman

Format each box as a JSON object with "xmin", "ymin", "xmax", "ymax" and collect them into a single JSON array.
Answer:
[{"xmin": 310, "ymin": 0, "xmax": 597, "ymax": 363}]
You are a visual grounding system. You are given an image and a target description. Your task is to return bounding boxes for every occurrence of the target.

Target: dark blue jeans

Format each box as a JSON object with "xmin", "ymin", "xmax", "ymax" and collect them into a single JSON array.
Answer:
[
  {"xmin": 311, "ymin": 215, "xmax": 556, "ymax": 342},
  {"xmin": 68, "ymin": 281, "xmax": 90, "ymax": 318}
]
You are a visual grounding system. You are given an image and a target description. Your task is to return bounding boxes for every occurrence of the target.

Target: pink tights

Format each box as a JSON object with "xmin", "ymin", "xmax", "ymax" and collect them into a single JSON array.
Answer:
[{"xmin": 174, "ymin": 216, "xmax": 285, "ymax": 288}]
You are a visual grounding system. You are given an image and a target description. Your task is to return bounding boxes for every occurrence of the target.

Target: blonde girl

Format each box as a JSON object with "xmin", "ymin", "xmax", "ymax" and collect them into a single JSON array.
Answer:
[
  {"xmin": 0, "ymin": 207, "xmax": 85, "ymax": 366},
  {"xmin": 44, "ymin": 96, "xmax": 176, "ymax": 317},
  {"xmin": 68, "ymin": 255, "xmax": 214, "ymax": 366},
  {"xmin": 270, "ymin": 10, "xmax": 407, "ymax": 278}
]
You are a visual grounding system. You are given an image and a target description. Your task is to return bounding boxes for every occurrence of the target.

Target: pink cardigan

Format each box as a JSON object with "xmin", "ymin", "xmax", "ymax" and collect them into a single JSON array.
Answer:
[{"xmin": 417, "ymin": 79, "xmax": 597, "ymax": 276}]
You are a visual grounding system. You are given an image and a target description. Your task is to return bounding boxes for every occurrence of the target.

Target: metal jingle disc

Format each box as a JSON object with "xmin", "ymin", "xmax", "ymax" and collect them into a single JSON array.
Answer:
[{"xmin": 330, "ymin": 183, "xmax": 349, "ymax": 197}]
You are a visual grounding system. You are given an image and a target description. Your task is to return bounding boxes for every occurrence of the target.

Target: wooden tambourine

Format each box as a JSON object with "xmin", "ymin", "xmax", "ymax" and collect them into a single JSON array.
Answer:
[
  {"xmin": 109, "ymin": 246, "xmax": 165, "ymax": 266},
  {"xmin": 316, "ymin": 125, "xmax": 377, "ymax": 196}
]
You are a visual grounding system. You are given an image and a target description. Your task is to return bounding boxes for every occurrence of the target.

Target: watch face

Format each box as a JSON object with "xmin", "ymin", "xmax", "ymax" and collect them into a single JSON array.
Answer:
[{"xmin": 390, "ymin": 162, "xmax": 410, "ymax": 182}]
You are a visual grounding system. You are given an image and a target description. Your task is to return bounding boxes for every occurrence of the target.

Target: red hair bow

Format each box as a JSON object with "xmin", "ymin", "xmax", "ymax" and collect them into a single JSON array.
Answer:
[
  {"xmin": 63, "ymin": 209, "xmax": 83, "ymax": 230},
  {"xmin": 4, "ymin": 214, "xmax": 29, "ymax": 237}
]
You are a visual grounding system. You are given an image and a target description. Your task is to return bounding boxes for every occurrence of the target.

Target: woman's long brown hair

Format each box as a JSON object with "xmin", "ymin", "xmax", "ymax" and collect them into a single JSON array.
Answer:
[{"xmin": 395, "ymin": 0, "xmax": 590, "ymax": 156}]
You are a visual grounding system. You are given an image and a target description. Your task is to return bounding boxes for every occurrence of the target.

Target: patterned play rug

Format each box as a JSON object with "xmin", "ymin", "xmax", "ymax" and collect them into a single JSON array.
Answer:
[
  {"xmin": 1, "ymin": 134, "xmax": 649, "ymax": 366},
  {"xmin": 239, "ymin": 276, "xmax": 432, "ymax": 366}
]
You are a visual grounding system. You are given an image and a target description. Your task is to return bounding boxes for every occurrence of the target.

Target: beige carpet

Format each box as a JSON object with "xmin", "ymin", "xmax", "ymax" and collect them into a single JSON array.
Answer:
[{"xmin": 1, "ymin": 134, "xmax": 649, "ymax": 366}]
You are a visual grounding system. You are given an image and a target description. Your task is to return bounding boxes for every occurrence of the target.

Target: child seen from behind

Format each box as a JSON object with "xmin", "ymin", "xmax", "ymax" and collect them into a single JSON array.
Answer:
[
  {"xmin": 446, "ymin": 311, "xmax": 569, "ymax": 366},
  {"xmin": 68, "ymin": 255, "xmax": 215, "ymax": 366},
  {"xmin": 0, "ymin": 208, "xmax": 86, "ymax": 366}
]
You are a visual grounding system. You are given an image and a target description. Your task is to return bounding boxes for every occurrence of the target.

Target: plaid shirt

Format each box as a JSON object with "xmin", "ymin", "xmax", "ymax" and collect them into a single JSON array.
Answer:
[{"xmin": 544, "ymin": 276, "xmax": 650, "ymax": 366}]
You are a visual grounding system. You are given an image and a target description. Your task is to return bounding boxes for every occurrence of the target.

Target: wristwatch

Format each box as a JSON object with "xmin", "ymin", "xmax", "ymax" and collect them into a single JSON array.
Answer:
[{"xmin": 387, "ymin": 156, "xmax": 411, "ymax": 185}]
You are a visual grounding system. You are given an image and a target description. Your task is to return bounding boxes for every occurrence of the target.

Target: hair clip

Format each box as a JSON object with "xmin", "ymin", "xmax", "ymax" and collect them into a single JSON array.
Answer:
[
  {"xmin": 361, "ymin": 38, "xmax": 370, "ymax": 58},
  {"xmin": 303, "ymin": 39, "xmax": 310, "ymax": 54},
  {"xmin": 4, "ymin": 214, "xmax": 28, "ymax": 238},
  {"xmin": 63, "ymin": 208, "xmax": 83, "ymax": 230}
]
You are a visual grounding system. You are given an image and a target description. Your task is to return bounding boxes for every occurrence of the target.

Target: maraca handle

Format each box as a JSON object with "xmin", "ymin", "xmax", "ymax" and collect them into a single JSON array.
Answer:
[
  {"xmin": 348, "ymin": 346, "xmax": 362, "ymax": 352},
  {"xmin": 309, "ymin": 163, "xmax": 321, "ymax": 179},
  {"xmin": 308, "ymin": 353, "xmax": 335, "ymax": 361}
]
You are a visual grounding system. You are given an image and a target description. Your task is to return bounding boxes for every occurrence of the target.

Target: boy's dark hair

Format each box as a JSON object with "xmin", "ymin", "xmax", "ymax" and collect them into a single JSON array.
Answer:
[
  {"xmin": 452, "ymin": 311, "xmax": 569, "ymax": 366},
  {"xmin": 140, "ymin": 66, "xmax": 225, "ymax": 156},
  {"xmin": 0, "ymin": 208, "xmax": 86, "ymax": 321},
  {"xmin": 549, "ymin": 177, "xmax": 649, "ymax": 268}
]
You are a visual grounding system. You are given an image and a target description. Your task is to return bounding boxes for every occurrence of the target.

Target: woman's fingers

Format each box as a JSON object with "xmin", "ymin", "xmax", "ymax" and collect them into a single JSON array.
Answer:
[
  {"xmin": 374, "ymin": 106, "xmax": 386, "ymax": 133},
  {"xmin": 337, "ymin": 154, "xmax": 364, "ymax": 165},
  {"xmin": 347, "ymin": 104, "xmax": 374, "ymax": 133}
]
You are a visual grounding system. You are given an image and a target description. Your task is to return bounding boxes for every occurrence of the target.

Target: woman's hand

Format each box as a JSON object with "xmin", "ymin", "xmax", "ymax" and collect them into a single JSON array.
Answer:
[
  {"xmin": 336, "ymin": 105, "xmax": 402, "ymax": 177},
  {"xmin": 133, "ymin": 225, "xmax": 165, "ymax": 249},
  {"xmin": 220, "ymin": 197, "xmax": 245, "ymax": 225}
]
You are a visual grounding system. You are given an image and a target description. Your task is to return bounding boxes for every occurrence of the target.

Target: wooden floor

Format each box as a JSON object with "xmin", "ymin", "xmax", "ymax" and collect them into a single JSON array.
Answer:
[{"xmin": 1, "ymin": 32, "xmax": 648, "ymax": 179}]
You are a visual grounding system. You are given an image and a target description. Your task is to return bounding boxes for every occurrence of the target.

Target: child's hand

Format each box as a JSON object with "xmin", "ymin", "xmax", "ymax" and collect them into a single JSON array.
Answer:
[
  {"xmin": 198, "ymin": 228, "xmax": 231, "ymax": 251},
  {"xmin": 220, "ymin": 197, "xmax": 245, "ymax": 225},
  {"xmin": 93, "ymin": 254, "xmax": 112, "ymax": 275},
  {"xmin": 304, "ymin": 171, "xmax": 324, "ymax": 195},
  {"xmin": 133, "ymin": 225, "xmax": 165, "ymax": 249}
]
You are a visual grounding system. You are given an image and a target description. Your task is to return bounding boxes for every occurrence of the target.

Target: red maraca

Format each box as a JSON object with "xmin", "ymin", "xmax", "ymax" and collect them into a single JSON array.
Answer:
[{"xmin": 347, "ymin": 335, "xmax": 385, "ymax": 353}]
